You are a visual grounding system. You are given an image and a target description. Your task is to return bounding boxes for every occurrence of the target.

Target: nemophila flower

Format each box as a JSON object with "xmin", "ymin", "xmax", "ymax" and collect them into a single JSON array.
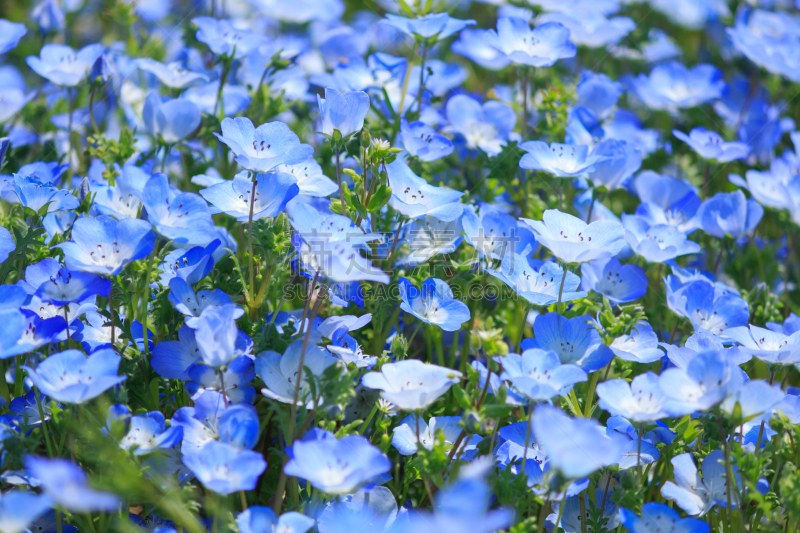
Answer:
[
  {"xmin": 55, "ymin": 215, "xmax": 155, "ymax": 276},
  {"xmin": 597, "ymin": 373, "xmax": 671, "ymax": 421},
  {"xmin": 182, "ymin": 81, "xmax": 251, "ymax": 117},
  {"xmin": 172, "ymin": 390, "xmax": 259, "ymax": 452},
  {"xmin": 522, "ymin": 312, "xmax": 614, "ymax": 373},
  {"xmin": 0, "ymin": 20, "xmax": 26, "ymax": 54},
  {"xmin": 380, "ymin": 13, "xmax": 475, "ymax": 42},
  {"xmin": 625, "ymin": 61, "xmax": 725, "ymax": 114},
  {"xmin": 9, "ymin": 390, "xmax": 60, "ymax": 426},
  {"xmin": 392, "ymin": 415, "xmax": 479, "ymax": 456},
  {"xmin": 632, "ymin": 171, "xmax": 700, "ymax": 234},
  {"xmin": 141, "ymin": 173, "xmax": 215, "ymax": 245},
  {"xmin": 532, "ymin": 405, "xmax": 626, "ymax": 479},
  {"xmin": 445, "ymin": 94, "xmax": 516, "ymax": 157},
  {"xmin": 522, "ymin": 209, "xmax": 626, "ymax": 264},
  {"xmin": 723, "ymin": 323, "xmax": 800, "ymax": 365},
  {"xmin": 660, "ymin": 451, "xmax": 737, "ymax": 516},
  {"xmin": 519, "ymin": 141, "xmax": 607, "ymax": 178},
  {"xmin": 609, "ymin": 323, "xmax": 664, "ymax": 363},
  {"xmin": 576, "ymin": 72, "xmax": 621, "ymax": 121},
  {"xmin": 585, "ymin": 139, "xmax": 642, "ymax": 190},
  {"xmin": 316, "ymin": 88, "xmax": 369, "ymax": 141},
  {"xmin": 401, "ymin": 120, "xmax": 453, "ymax": 161},
  {"xmin": 192, "ymin": 304, "xmax": 249, "ymax": 368},
  {"xmin": 32, "ymin": 0, "xmax": 64, "ymax": 34},
  {"xmin": 658, "ymin": 350, "xmax": 744, "ymax": 416},
  {"xmin": 26, "ymin": 43, "xmax": 104, "ymax": 86},
  {"xmin": 0, "ymin": 67, "xmax": 37, "ymax": 124},
  {"xmin": 157, "ymin": 239, "xmax": 220, "ymax": 287},
  {"xmin": 284, "ymin": 431, "xmax": 391, "ymax": 494},
  {"xmin": 503, "ymin": 348, "xmax": 587, "ymax": 401},
  {"xmin": 667, "ymin": 279, "xmax": 750, "ymax": 335},
  {"xmin": 275, "ymin": 157, "xmax": 338, "ymax": 198},
  {"xmin": 696, "ymin": 191, "xmax": 763, "ymax": 241},
  {"xmin": 0, "ymin": 306, "xmax": 66, "ymax": 359},
  {"xmin": 24, "ymin": 348, "xmax": 126, "ymax": 404},
  {"xmin": 215, "ymin": 118, "xmax": 314, "ymax": 173},
  {"xmin": 487, "ymin": 254, "xmax": 587, "ymax": 306},
  {"xmin": 200, "ymin": 170, "xmax": 298, "ymax": 222},
  {"xmin": 728, "ymin": 9, "xmax": 800, "ymax": 84},
  {"xmin": 25, "ymin": 456, "xmax": 120, "ymax": 512},
  {"xmin": 398, "ymin": 277, "xmax": 470, "ymax": 332},
  {"xmin": 608, "ymin": 418, "xmax": 664, "ymax": 469},
  {"xmin": 362, "ymin": 360, "xmax": 462, "ymax": 411},
  {"xmin": 580, "ymin": 257, "xmax": 647, "ymax": 304},
  {"xmin": 452, "ymin": 28, "xmax": 511, "ymax": 70},
  {"xmin": 255, "ymin": 340, "xmax": 338, "ymax": 408},
  {"xmin": 316, "ymin": 486, "xmax": 399, "ymax": 533},
  {"xmin": 318, "ymin": 314, "xmax": 372, "ymax": 340},
  {"xmin": 0, "ymin": 490, "xmax": 52, "ymax": 533},
  {"xmin": 396, "ymin": 215, "xmax": 463, "ymax": 266},
  {"xmin": 539, "ymin": 11, "xmax": 634, "ymax": 49},
  {"xmin": 620, "ymin": 502, "xmax": 710, "ymax": 533},
  {"xmin": 622, "ymin": 214, "xmax": 701, "ymax": 263},
  {"xmin": 70, "ymin": 309, "xmax": 120, "ymax": 353},
  {"xmin": 290, "ymin": 203, "xmax": 381, "ymax": 247},
  {"xmin": 0, "ymin": 227, "xmax": 13, "ymax": 264},
  {"xmin": 30, "ymin": 260, "xmax": 111, "ymax": 306},
  {"xmin": 294, "ymin": 237, "xmax": 389, "ymax": 284},
  {"xmin": 462, "ymin": 205, "xmax": 536, "ymax": 260},
  {"xmin": 142, "ymin": 92, "xmax": 201, "ymax": 144},
  {"xmin": 237, "ymin": 507, "xmax": 315, "ymax": 533},
  {"xmin": 183, "ymin": 440, "xmax": 266, "ymax": 495},
  {"xmin": 191, "ymin": 17, "xmax": 269, "ymax": 58},
  {"xmin": 673, "ymin": 128, "xmax": 750, "ymax": 162},
  {"xmin": 137, "ymin": 58, "xmax": 208, "ymax": 89},
  {"xmin": 486, "ymin": 17, "xmax": 576, "ymax": 67},
  {"xmin": 325, "ymin": 332, "xmax": 377, "ymax": 369},
  {"xmin": 168, "ymin": 278, "xmax": 244, "ymax": 327},
  {"xmin": 119, "ymin": 411, "xmax": 183, "ymax": 455},
  {"xmin": 720, "ymin": 380, "xmax": 784, "ymax": 422},
  {"xmin": 12, "ymin": 175, "xmax": 79, "ymax": 214},
  {"xmin": 187, "ymin": 355, "xmax": 257, "ymax": 404},
  {"xmin": 386, "ymin": 159, "xmax": 463, "ymax": 221}
]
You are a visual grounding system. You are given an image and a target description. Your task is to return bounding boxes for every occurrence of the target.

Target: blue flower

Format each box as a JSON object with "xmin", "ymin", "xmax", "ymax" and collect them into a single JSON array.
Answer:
[
  {"xmin": 538, "ymin": 12, "xmax": 634, "ymax": 49},
  {"xmin": 398, "ymin": 277, "xmax": 470, "ymax": 332},
  {"xmin": 26, "ymin": 43, "xmax": 104, "ymax": 86},
  {"xmin": 0, "ymin": 66, "xmax": 37, "ymax": 124},
  {"xmin": 504, "ymin": 348, "xmax": 587, "ymax": 401},
  {"xmin": 728, "ymin": 10, "xmax": 800, "ymax": 84},
  {"xmin": 157, "ymin": 239, "xmax": 220, "ymax": 287},
  {"xmin": 522, "ymin": 312, "xmax": 614, "ymax": 373},
  {"xmin": 658, "ymin": 350, "xmax": 745, "ymax": 415},
  {"xmin": 237, "ymin": 507, "xmax": 315, "ymax": 533},
  {"xmin": 9, "ymin": 390, "xmax": 60, "ymax": 426},
  {"xmin": 142, "ymin": 92, "xmax": 201, "ymax": 144},
  {"xmin": 193, "ymin": 304, "xmax": 249, "ymax": 368},
  {"xmin": 0, "ymin": 20, "xmax": 26, "ymax": 54},
  {"xmin": 182, "ymin": 440, "xmax": 266, "ymax": 495},
  {"xmin": 401, "ymin": 120, "xmax": 454, "ymax": 161},
  {"xmin": 487, "ymin": 18, "xmax": 576, "ymax": 67},
  {"xmin": 632, "ymin": 171, "xmax": 700, "ymax": 233},
  {"xmin": 523, "ymin": 209, "xmax": 626, "ymax": 264},
  {"xmin": 580, "ymin": 257, "xmax": 647, "ymax": 304},
  {"xmin": 609, "ymin": 323, "xmax": 664, "ymax": 363},
  {"xmin": 25, "ymin": 456, "xmax": 121, "ymax": 512},
  {"xmin": 325, "ymin": 331, "xmax": 377, "ymax": 369},
  {"xmin": 171, "ymin": 390, "xmax": 259, "ymax": 452},
  {"xmin": 214, "ymin": 118, "xmax": 314, "ymax": 173},
  {"xmin": 621, "ymin": 502, "xmax": 710, "ymax": 533},
  {"xmin": 666, "ymin": 277, "xmax": 749, "ymax": 335},
  {"xmin": 720, "ymin": 380, "xmax": 784, "ymax": 421},
  {"xmin": 625, "ymin": 61, "xmax": 725, "ymax": 114},
  {"xmin": 462, "ymin": 205, "xmax": 537, "ymax": 260},
  {"xmin": 12, "ymin": 175, "xmax": 79, "ymax": 214},
  {"xmin": 256, "ymin": 340, "xmax": 338, "ymax": 408},
  {"xmin": 660, "ymin": 451, "xmax": 737, "ymax": 516},
  {"xmin": 168, "ymin": 277, "xmax": 244, "ymax": 327},
  {"xmin": 24, "ymin": 348, "xmax": 126, "ymax": 404},
  {"xmin": 137, "ymin": 58, "xmax": 208, "ymax": 89},
  {"xmin": 276, "ymin": 157, "xmax": 338, "ymax": 198},
  {"xmin": 120, "ymin": 411, "xmax": 183, "ymax": 455},
  {"xmin": 452, "ymin": 29, "xmax": 511, "ymax": 70},
  {"xmin": 0, "ymin": 310, "xmax": 65, "ymax": 359},
  {"xmin": 386, "ymin": 159, "xmax": 463, "ymax": 221},
  {"xmin": 532, "ymin": 404, "xmax": 626, "ymax": 479},
  {"xmin": 30, "ymin": 259, "xmax": 111, "ymax": 305},
  {"xmin": 597, "ymin": 372, "xmax": 671, "ymax": 421},
  {"xmin": 316, "ymin": 486, "xmax": 398, "ymax": 533},
  {"xmin": 200, "ymin": 170, "xmax": 299, "ymax": 222},
  {"xmin": 395, "ymin": 216, "xmax": 463, "ymax": 266},
  {"xmin": 182, "ymin": 81, "xmax": 251, "ymax": 117},
  {"xmin": 696, "ymin": 191, "xmax": 763, "ymax": 240},
  {"xmin": 722, "ymin": 324, "xmax": 800, "ymax": 365},
  {"xmin": 445, "ymin": 94, "xmax": 516, "ymax": 157},
  {"xmin": 151, "ymin": 325, "xmax": 203, "ymax": 381},
  {"xmin": 191, "ymin": 17, "xmax": 270, "ymax": 58},
  {"xmin": 187, "ymin": 355, "xmax": 257, "ymax": 404},
  {"xmin": 31, "ymin": 0, "xmax": 64, "ymax": 34},
  {"xmin": 0, "ymin": 490, "xmax": 52, "ymax": 533},
  {"xmin": 317, "ymin": 88, "xmax": 370, "ymax": 140},
  {"xmin": 284, "ymin": 431, "xmax": 391, "ymax": 494},
  {"xmin": 585, "ymin": 139, "xmax": 642, "ymax": 189},
  {"xmin": 577, "ymin": 72, "xmax": 622, "ymax": 120},
  {"xmin": 487, "ymin": 255, "xmax": 587, "ymax": 306},
  {"xmin": 673, "ymin": 127, "xmax": 750, "ymax": 162},
  {"xmin": 380, "ymin": 13, "xmax": 475, "ymax": 42},
  {"xmin": 519, "ymin": 141, "xmax": 607, "ymax": 178},
  {"xmin": 54, "ymin": 215, "xmax": 155, "ymax": 276},
  {"xmin": 141, "ymin": 173, "xmax": 216, "ymax": 245},
  {"xmin": 362, "ymin": 360, "xmax": 462, "ymax": 411},
  {"xmin": 622, "ymin": 214, "xmax": 701, "ymax": 263},
  {"xmin": 392, "ymin": 415, "xmax": 479, "ymax": 456}
]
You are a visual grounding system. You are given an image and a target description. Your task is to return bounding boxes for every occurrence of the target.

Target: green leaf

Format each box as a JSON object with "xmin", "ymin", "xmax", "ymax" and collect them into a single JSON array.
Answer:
[
  {"xmin": 367, "ymin": 185, "xmax": 392, "ymax": 212},
  {"xmin": 452, "ymin": 384, "xmax": 472, "ymax": 410}
]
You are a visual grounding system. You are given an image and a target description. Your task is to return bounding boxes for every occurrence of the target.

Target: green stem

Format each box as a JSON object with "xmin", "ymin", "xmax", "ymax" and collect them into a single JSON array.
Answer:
[
  {"xmin": 35, "ymin": 389, "xmax": 55, "ymax": 457},
  {"xmin": 359, "ymin": 402, "xmax": 379, "ymax": 435},
  {"xmin": 582, "ymin": 371, "xmax": 601, "ymax": 419},
  {"xmin": 557, "ymin": 261, "xmax": 568, "ymax": 314}
]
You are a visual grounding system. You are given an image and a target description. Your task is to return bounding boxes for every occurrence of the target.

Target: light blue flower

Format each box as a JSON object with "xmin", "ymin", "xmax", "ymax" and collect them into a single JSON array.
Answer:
[
  {"xmin": 392, "ymin": 415, "xmax": 479, "ymax": 456},
  {"xmin": 214, "ymin": 117, "xmax": 314, "ymax": 173},
  {"xmin": 658, "ymin": 350, "xmax": 745, "ymax": 415},
  {"xmin": 673, "ymin": 127, "xmax": 750, "ymax": 162},
  {"xmin": 284, "ymin": 430, "xmax": 391, "ymax": 494},
  {"xmin": 362, "ymin": 360, "xmax": 462, "ymax": 411},
  {"xmin": 256, "ymin": 340, "xmax": 338, "ymax": 408},
  {"xmin": 316, "ymin": 486, "xmax": 398, "ymax": 533},
  {"xmin": 191, "ymin": 17, "xmax": 270, "ymax": 58},
  {"xmin": 609, "ymin": 323, "xmax": 664, "ymax": 363},
  {"xmin": 187, "ymin": 355, "xmax": 257, "ymax": 404},
  {"xmin": 696, "ymin": 190, "xmax": 763, "ymax": 240},
  {"xmin": 585, "ymin": 139, "xmax": 642, "ymax": 189},
  {"xmin": 200, "ymin": 170, "xmax": 298, "ymax": 222},
  {"xmin": 0, "ymin": 66, "xmax": 36, "ymax": 124},
  {"xmin": 519, "ymin": 141, "xmax": 607, "ymax": 178},
  {"xmin": 317, "ymin": 87, "xmax": 370, "ymax": 140},
  {"xmin": 386, "ymin": 158, "xmax": 463, "ymax": 221},
  {"xmin": 395, "ymin": 215, "xmax": 463, "ymax": 266},
  {"xmin": 142, "ymin": 92, "xmax": 201, "ymax": 144},
  {"xmin": 168, "ymin": 277, "xmax": 244, "ymax": 327},
  {"xmin": 141, "ymin": 173, "xmax": 216, "ymax": 245},
  {"xmin": 488, "ymin": 255, "xmax": 587, "ymax": 306},
  {"xmin": 380, "ymin": 13, "xmax": 475, "ymax": 42},
  {"xmin": 452, "ymin": 29, "xmax": 511, "ymax": 70},
  {"xmin": 620, "ymin": 502, "xmax": 710, "ymax": 533},
  {"xmin": 24, "ymin": 348, "xmax": 127, "ymax": 404},
  {"xmin": 137, "ymin": 58, "xmax": 208, "ymax": 89},
  {"xmin": 31, "ymin": 260, "xmax": 111, "ymax": 305},
  {"xmin": 0, "ymin": 490, "xmax": 52, "ymax": 533},
  {"xmin": 462, "ymin": 205, "xmax": 536, "ymax": 260},
  {"xmin": 401, "ymin": 120, "xmax": 453, "ymax": 161},
  {"xmin": 538, "ymin": 12, "xmax": 634, "ymax": 48},
  {"xmin": 120, "ymin": 411, "xmax": 183, "ymax": 455},
  {"xmin": 25, "ymin": 456, "xmax": 121, "ymax": 512},
  {"xmin": 237, "ymin": 507, "xmax": 315, "ymax": 533},
  {"xmin": 622, "ymin": 214, "xmax": 701, "ymax": 263},
  {"xmin": 660, "ymin": 451, "xmax": 737, "ymax": 516},
  {"xmin": 504, "ymin": 348, "xmax": 587, "ymax": 400},
  {"xmin": 182, "ymin": 440, "xmax": 266, "ymax": 495},
  {"xmin": 632, "ymin": 171, "xmax": 700, "ymax": 234},
  {"xmin": 625, "ymin": 61, "xmax": 725, "ymax": 114},
  {"xmin": 722, "ymin": 324, "xmax": 800, "ymax": 366},
  {"xmin": 398, "ymin": 277, "xmax": 470, "ymax": 332},
  {"xmin": 522, "ymin": 209, "xmax": 626, "ymax": 264},
  {"xmin": 666, "ymin": 277, "xmax": 749, "ymax": 335},
  {"xmin": 193, "ymin": 304, "xmax": 247, "ymax": 368},
  {"xmin": 486, "ymin": 18, "xmax": 576, "ymax": 67},
  {"xmin": 157, "ymin": 239, "xmax": 220, "ymax": 287},
  {"xmin": 171, "ymin": 390, "xmax": 259, "ymax": 452},
  {"xmin": 603, "ymin": 109, "xmax": 661, "ymax": 155},
  {"xmin": 577, "ymin": 72, "xmax": 621, "ymax": 120},
  {"xmin": 12, "ymin": 175, "xmax": 79, "ymax": 214},
  {"xmin": 276, "ymin": 157, "xmax": 338, "ymax": 198},
  {"xmin": 597, "ymin": 372, "xmax": 670, "ymax": 421},
  {"xmin": 26, "ymin": 43, "xmax": 104, "ymax": 86},
  {"xmin": 720, "ymin": 380, "xmax": 784, "ymax": 422},
  {"xmin": 580, "ymin": 257, "xmax": 647, "ymax": 304},
  {"xmin": 31, "ymin": 0, "xmax": 64, "ymax": 34},
  {"xmin": 445, "ymin": 94, "xmax": 516, "ymax": 157},
  {"xmin": 0, "ymin": 20, "xmax": 27, "ymax": 54},
  {"xmin": 182, "ymin": 81, "xmax": 251, "ymax": 117},
  {"xmin": 522, "ymin": 312, "xmax": 614, "ymax": 373},
  {"xmin": 728, "ymin": 9, "xmax": 800, "ymax": 84}
]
